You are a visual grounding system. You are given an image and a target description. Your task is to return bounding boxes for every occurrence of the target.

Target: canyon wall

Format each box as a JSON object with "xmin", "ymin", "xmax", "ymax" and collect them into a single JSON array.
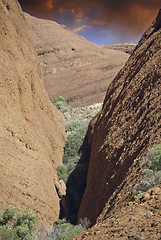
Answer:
[
  {"xmin": 78, "ymin": 10, "xmax": 161, "ymax": 226},
  {"xmin": 0, "ymin": 0, "xmax": 65, "ymax": 224}
]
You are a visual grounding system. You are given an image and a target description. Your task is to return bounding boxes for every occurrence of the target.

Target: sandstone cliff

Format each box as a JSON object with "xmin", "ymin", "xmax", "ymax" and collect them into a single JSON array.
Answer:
[
  {"xmin": 25, "ymin": 13, "xmax": 129, "ymax": 107},
  {"xmin": 78, "ymin": 9, "xmax": 161, "ymax": 227},
  {"xmin": 0, "ymin": 0, "xmax": 65, "ymax": 224}
]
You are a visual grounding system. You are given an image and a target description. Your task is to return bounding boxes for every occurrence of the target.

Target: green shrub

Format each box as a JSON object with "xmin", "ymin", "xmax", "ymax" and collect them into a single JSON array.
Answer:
[
  {"xmin": 0, "ymin": 227, "xmax": 19, "ymax": 240},
  {"xmin": 57, "ymin": 159, "xmax": 81, "ymax": 184},
  {"xmin": 14, "ymin": 210, "xmax": 38, "ymax": 238},
  {"xmin": 134, "ymin": 191, "xmax": 145, "ymax": 200},
  {"xmin": 14, "ymin": 225, "xmax": 29, "ymax": 239},
  {"xmin": 51, "ymin": 96, "xmax": 67, "ymax": 106},
  {"xmin": 53, "ymin": 219, "xmax": 84, "ymax": 240},
  {"xmin": 0, "ymin": 206, "xmax": 38, "ymax": 240},
  {"xmin": 142, "ymin": 169, "xmax": 154, "ymax": 175},
  {"xmin": 65, "ymin": 115, "xmax": 88, "ymax": 137},
  {"xmin": 144, "ymin": 210, "xmax": 153, "ymax": 218},
  {"xmin": 57, "ymin": 165, "xmax": 68, "ymax": 183},
  {"xmin": 134, "ymin": 144, "xmax": 161, "ymax": 200},
  {"xmin": 0, "ymin": 206, "xmax": 18, "ymax": 226},
  {"xmin": 155, "ymin": 170, "xmax": 161, "ymax": 183},
  {"xmin": 63, "ymin": 135, "xmax": 83, "ymax": 164},
  {"xmin": 147, "ymin": 144, "xmax": 161, "ymax": 171},
  {"xmin": 32, "ymin": 219, "xmax": 86, "ymax": 240},
  {"xmin": 50, "ymin": 96, "xmax": 68, "ymax": 113}
]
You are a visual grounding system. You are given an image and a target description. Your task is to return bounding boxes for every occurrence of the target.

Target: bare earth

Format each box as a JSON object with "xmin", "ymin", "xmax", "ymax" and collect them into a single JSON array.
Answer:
[{"xmin": 25, "ymin": 13, "xmax": 129, "ymax": 107}]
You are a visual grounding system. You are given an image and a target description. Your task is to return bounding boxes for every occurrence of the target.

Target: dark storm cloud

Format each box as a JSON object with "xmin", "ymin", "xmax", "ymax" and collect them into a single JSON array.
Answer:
[{"xmin": 19, "ymin": 0, "xmax": 160, "ymax": 32}]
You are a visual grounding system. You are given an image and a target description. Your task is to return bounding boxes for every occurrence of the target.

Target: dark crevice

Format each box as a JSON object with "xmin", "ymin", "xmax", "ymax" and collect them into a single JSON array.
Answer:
[{"xmin": 59, "ymin": 129, "xmax": 91, "ymax": 224}]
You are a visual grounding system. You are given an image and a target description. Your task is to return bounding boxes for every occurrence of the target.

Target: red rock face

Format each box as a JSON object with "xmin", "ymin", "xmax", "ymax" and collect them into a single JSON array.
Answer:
[
  {"xmin": 25, "ymin": 13, "xmax": 129, "ymax": 107},
  {"xmin": 78, "ymin": 10, "xmax": 161, "ymax": 227},
  {"xmin": 0, "ymin": 0, "xmax": 65, "ymax": 225}
]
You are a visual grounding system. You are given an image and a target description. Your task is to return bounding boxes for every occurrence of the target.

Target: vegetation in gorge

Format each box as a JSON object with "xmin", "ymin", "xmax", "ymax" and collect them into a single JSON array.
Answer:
[
  {"xmin": 51, "ymin": 96, "xmax": 91, "ymax": 183},
  {"xmin": 0, "ymin": 205, "xmax": 87, "ymax": 240},
  {"xmin": 0, "ymin": 206, "xmax": 37, "ymax": 240},
  {"xmin": 33, "ymin": 218, "xmax": 90, "ymax": 240},
  {"xmin": 51, "ymin": 96, "xmax": 102, "ymax": 223},
  {"xmin": 134, "ymin": 144, "xmax": 161, "ymax": 200}
]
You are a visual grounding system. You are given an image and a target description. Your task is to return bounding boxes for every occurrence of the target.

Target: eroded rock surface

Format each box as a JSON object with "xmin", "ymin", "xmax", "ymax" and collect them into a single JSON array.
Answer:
[
  {"xmin": 25, "ymin": 13, "xmax": 129, "ymax": 107},
  {"xmin": 0, "ymin": 0, "xmax": 65, "ymax": 224},
  {"xmin": 77, "ymin": 9, "xmax": 161, "ymax": 229},
  {"xmin": 74, "ymin": 184, "xmax": 161, "ymax": 239}
]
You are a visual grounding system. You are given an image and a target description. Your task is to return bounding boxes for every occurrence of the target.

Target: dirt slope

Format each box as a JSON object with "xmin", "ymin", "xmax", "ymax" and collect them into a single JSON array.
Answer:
[
  {"xmin": 0, "ymin": 0, "xmax": 65, "ymax": 225},
  {"xmin": 25, "ymin": 13, "xmax": 129, "ymax": 107},
  {"xmin": 74, "ymin": 184, "xmax": 161, "ymax": 239},
  {"xmin": 77, "ymin": 9, "xmax": 161, "ymax": 229}
]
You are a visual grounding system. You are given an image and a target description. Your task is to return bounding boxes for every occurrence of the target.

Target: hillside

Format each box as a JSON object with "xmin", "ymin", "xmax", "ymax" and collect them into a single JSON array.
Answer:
[
  {"xmin": 25, "ymin": 13, "xmax": 129, "ymax": 107},
  {"xmin": 0, "ymin": 0, "xmax": 65, "ymax": 225},
  {"xmin": 75, "ymin": 9, "xmax": 161, "ymax": 238},
  {"xmin": 104, "ymin": 43, "xmax": 136, "ymax": 54}
]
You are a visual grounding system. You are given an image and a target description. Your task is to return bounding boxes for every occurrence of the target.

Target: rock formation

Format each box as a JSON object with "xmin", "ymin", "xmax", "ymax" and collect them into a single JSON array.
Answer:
[
  {"xmin": 77, "ymin": 9, "xmax": 161, "ymax": 229},
  {"xmin": 0, "ymin": 0, "xmax": 65, "ymax": 225},
  {"xmin": 74, "ymin": 184, "xmax": 161, "ymax": 239},
  {"xmin": 25, "ymin": 13, "xmax": 129, "ymax": 107}
]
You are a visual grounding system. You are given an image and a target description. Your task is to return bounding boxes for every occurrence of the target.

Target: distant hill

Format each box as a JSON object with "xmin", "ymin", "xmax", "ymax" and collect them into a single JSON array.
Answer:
[
  {"xmin": 104, "ymin": 43, "xmax": 136, "ymax": 54},
  {"xmin": 25, "ymin": 13, "xmax": 129, "ymax": 107}
]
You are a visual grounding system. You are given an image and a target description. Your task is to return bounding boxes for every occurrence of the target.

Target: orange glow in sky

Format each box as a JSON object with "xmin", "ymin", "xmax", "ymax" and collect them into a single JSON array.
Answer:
[{"xmin": 18, "ymin": 0, "xmax": 160, "ymax": 44}]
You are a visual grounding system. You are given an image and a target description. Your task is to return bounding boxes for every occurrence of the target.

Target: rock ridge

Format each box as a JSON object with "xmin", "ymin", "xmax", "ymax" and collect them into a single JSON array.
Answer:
[{"xmin": 77, "ymin": 9, "xmax": 161, "ymax": 227}]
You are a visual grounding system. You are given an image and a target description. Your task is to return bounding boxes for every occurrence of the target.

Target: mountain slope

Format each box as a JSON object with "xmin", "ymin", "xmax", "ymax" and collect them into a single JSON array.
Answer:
[
  {"xmin": 77, "ymin": 9, "xmax": 161, "ymax": 229},
  {"xmin": 25, "ymin": 13, "xmax": 129, "ymax": 107},
  {"xmin": 0, "ymin": 0, "xmax": 65, "ymax": 224}
]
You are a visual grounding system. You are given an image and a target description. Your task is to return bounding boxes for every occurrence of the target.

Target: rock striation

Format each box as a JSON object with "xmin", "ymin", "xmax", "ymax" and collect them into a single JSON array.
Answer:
[
  {"xmin": 77, "ymin": 9, "xmax": 161, "ymax": 228},
  {"xmin": 0, "ymin": 0, "xmax": 65, "ymax": 225},
  {"xmin": 25, "ymin": 13, "xmax": 129, "ymax": 107}
]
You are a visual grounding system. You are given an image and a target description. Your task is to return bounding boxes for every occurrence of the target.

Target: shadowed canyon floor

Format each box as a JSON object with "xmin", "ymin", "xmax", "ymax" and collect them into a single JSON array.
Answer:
[{"xmin": 25, "ymin": 13, "xmax": 130, "ymax": 107}]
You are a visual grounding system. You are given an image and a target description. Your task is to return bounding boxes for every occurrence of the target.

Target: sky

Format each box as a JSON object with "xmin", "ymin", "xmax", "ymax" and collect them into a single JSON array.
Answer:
[{"xmin": 18, "ymin": 0, "xmax": 160, "ymax": 45}]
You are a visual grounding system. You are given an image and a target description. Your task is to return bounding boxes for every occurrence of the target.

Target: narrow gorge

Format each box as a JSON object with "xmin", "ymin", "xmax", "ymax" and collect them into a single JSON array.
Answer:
[{"xmin": 0, "ymin": 0, "xmax": 160, "ymax": 239}]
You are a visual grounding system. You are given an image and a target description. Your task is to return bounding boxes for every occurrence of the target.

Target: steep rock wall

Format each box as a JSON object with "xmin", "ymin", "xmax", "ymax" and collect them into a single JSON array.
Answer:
[
  {"xmin": 78, "ymin": 10, "xmax": 161, "ymax": 226},
  {"xmin": 0, "ymin": 0, "xmax": 65, "ymax": 224}
]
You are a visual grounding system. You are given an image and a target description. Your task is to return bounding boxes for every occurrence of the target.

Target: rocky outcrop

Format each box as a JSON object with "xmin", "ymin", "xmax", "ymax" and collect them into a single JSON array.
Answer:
[
  {"xmin": 78, "ymin": 10, "xmax": 161, "ymax": 227},
  {"xmin": 74, "ymin": 184, "xmax": 161, "ymax": 239},
  {"xmin": 0, "ymin": 0, "xmax": 65, "ymax": 224},
  {"xmin": 25, "ymin": 13, "xmax": 129, "ymax": 107}
]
